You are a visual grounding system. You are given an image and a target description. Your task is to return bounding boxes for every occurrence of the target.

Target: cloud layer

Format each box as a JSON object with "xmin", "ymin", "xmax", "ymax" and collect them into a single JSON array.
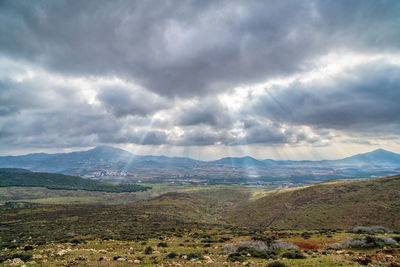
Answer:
[{"xmin": 0, "ymin": 0, "xmax": 400, "ymax": 158}]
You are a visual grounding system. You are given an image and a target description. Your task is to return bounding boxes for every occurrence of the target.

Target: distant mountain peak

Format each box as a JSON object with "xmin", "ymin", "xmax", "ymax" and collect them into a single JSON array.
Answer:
[
  {"xmin": 337, "ymin": 148, "xmax": 400, "ymax": 165},
  {"xmin": 88, "ymin": 145, "xmax": 132, "ymax": 155},
  {"xmin": 370, "ymin": 148, "xmax": 393, "ymax": 154}
]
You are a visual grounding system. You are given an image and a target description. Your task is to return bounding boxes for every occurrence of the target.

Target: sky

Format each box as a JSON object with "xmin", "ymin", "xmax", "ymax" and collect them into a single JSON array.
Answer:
[{"xmin": 1, "ymin": 0, "xmax": 400, "ymax": 160}]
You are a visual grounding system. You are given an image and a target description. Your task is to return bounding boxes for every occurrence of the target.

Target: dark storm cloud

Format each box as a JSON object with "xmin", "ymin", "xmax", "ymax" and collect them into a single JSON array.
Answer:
[
  {"xmin": 1, "ymin": 0, "xmax": 400, "ymax": 152},
  {"xmin": 249, "ymin": 62, "xmax": 400, "ymax": 133},
  {"xmin": 97, "ymin": 86, "xmax": 170, "ymax": 117},
  {"xmin": 1, "ymin": 0, "xmax": 399, "ymax": 97},
  {"xmin": 176, "ymin": 99, "xmax": 231, "ymax": 127},
  {"xmin": 0, "ymin": 78, "xmax": 52, "ymax": 115},
  {"xmin": 174, "ymin": 126, "xmax": 234, "ymax": 146}
]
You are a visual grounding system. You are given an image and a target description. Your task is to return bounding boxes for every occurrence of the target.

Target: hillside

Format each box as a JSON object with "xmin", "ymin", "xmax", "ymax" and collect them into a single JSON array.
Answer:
[
  {"xmin": 332, "ymin": 148, "xmax": 400, "ymax": 166},
  {"xmin": 0, "ymin": 168, "xmax": 150, "ymax": 193},
  {"xmin": 223, "ymin": 175, "xmax": 400, "ymax": 230}
]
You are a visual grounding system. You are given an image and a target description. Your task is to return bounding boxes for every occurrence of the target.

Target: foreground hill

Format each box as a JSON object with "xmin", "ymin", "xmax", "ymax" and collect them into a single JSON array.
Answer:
[
  {"xmin": 0, "ymin": 168, "xmax": 150, "ymax": 193},
  {"xmin": 223, "ymin": 175, "xmax": 400, "ymax": 230}
]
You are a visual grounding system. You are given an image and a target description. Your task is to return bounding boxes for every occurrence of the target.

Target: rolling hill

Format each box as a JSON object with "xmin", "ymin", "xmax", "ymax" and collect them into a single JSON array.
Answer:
[
  {"xmin": 223, "ymin": 175, "xmax": 400, "ymax": 230},
  {"xmin": 332, "ymin": 148, "xmax": 400, "ymax": 166},
  {"xmin": 210, "ymin": 156, "xmax": 268, "ymax": 167},
  {"xmin": 0, "ymin": 168, "xmax": 150, "ymax": 193}
]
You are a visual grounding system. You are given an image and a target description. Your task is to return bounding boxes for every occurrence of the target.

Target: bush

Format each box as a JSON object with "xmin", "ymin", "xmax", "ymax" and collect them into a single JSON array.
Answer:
[
  {"xmin": 187, "ymin": 252, "xmax": 203, "ymax": 260},
  {"xmin": 237, "ymin": 246, "xmax": 277, "ymax": 259},
  {"xmin": 337, "ymin": 236, "xmax": 398, "ymax": 249},
  {"xmin": 301, "ymin": 232, "xmax": 311, "ymax": 239},
  {"xmin": 144, "ymin": 246, "xmax": 153, "ymax": 254},
  {"xmin": 251, "ymin": 234, "xmax": 276, "ymax": 244},
  {"xmin": 281, "ymin": 250, "xmax": 306, "ymax": 259},
  {"xmin": 157, "ymin": 242, "xmax": 168, "ymax": 247},
  {"xmin": 223, "ymin": 240, "xmax": 298, "ymax": 254},
  {"xmin": 266, "ymin": 261, "xmax": 287, "ymax": 267},
  {"xmin": 227, "ymin": 252, "xmax": 245, "ymax": 262},
  {"xmin": 71, "ymin": 238, "xmax": 85, "ymax": 244},
  {"xmin": 351, "ymin": 226, "xmax": 392, "ymax": 234},
  {"xmin": 0, "ymin": 253, "xmax": 32, "ymax": 263},
  {"xmin": 166, "ymin": 252, "xmax": 178, "ymax": 259},
  {"xmin": 23, "ymin": 245, "xmax": 34, "ymax": 251},
  {"xmin": 219, "ymin": 237, "xmax": 231, "ymax": 242}
]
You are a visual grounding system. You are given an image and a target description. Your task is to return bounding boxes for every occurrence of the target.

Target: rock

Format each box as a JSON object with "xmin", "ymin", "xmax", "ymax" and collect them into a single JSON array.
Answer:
[
  {"xmin": 32, "ymin": 254, "xmax": 43, "ymax": 259},
  {"xmin": 10, "ymin": 258, "xmax": 24, "ymax": 266},
  {"xmin": 134, "ymin": 259, "xmax": 141, "ymax": 264},
  {"xmin": 117, "ymin": 257, "xmax": 126, "ymax": 261},
  {"xmin": 66, "ymin": 232, "xmax": 78, "ymax": 237},
  {"xmin": 351, "ymin": 226, "xmax": 392, "ymax": 234},
  {"xmin": 57, "ymin": 249, "xmax": 68, "ymax": 256},
  {"xmin": 76, "ymin": 256, "xmax": 87, "ymax": 261},
  {"xmin": 356, "ymin": 256, "xmax": 373, "ymax": 265}
]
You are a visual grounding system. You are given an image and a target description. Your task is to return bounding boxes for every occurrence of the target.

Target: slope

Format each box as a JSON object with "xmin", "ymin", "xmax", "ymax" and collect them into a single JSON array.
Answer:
[{"xmin": 223, "ymin": 175, "xmax": 400, "ymax": 230}]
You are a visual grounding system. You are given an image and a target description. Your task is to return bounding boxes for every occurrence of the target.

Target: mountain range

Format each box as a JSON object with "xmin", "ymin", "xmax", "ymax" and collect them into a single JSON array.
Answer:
[{"xmin": 1, "ymin": 146, "xmax": 400, "ymax": 183}]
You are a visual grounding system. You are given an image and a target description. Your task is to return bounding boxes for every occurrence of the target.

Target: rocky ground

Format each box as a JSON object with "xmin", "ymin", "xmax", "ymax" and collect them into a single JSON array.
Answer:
[{"xmin": 1, "ymin": 228, "xmax": 399, "ymax": 266}]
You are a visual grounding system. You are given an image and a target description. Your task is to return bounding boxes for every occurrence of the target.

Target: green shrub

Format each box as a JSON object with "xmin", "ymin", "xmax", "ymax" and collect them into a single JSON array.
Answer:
[
  {"xmin": 281, "ymin": 250, "xmax": 306, "ymax": 259},
  {"xmin": 301, "ymin": 232, "xmax": 311, "ymax": 239},
  {"xmin": 144, "ymin": 246, "xmax": 153, "ymax": 254},
  {"xmin": 166, "ymin": 252, "xmax": 178, "ymax": 259},
  {"xmin": 219, "ymin": 237, "xmax": 231, "ymax": 242},
  {"xmin": 0, "ymin": 253, "xmax": 32, "ymax": 263},
  {"xmin": 237, "ymin": 246, "xmax": 277, "ymax": 259},
  {"xmin": 251, "ymin": 234, "xmax": 276, "ymax": 244},
  {"xmin": 23, "ymin": 245, "xmax": 34, "ymax": 251},
  {"xmin": 266, "ymin": 261, "xmax": 287, "ymax": 267},
  {"xmin": 71, "ymin": 238, "xmax": 85, "ymax": 244},
  {"xmin": 187, "ymin": 252, "xmax": 203, "ymax": 260},
  {"xmin": 157, "ymin": 242, "xmax": 168, "ymax": 247},
  {"xmin": 227, "ymin": 252, "xmax": 245, "ymax": 262}
]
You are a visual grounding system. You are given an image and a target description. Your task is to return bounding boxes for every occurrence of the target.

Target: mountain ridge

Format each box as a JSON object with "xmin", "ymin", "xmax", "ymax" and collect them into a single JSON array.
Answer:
[
  {"xmin": 0, "ymin": 145, "xmax": 400, "ymax": 163},
  {"xmin": 1, "ymin": 146, "xmax": 400, "ymax": 180}
]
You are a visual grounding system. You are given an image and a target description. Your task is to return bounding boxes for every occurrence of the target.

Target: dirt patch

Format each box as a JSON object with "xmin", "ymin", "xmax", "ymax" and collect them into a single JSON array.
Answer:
[{"xmin": 292, "ymin": 240, "xmax": 323, "ymax": 249}]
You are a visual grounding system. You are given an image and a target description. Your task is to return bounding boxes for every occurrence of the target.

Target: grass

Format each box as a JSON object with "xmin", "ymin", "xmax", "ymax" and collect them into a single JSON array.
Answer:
[
  {"xmin": 0, "ymin": 175, "xmax": 400, "ymax": 265},
  {"xmin": 224, "ymin": 175, "xmax": 400, "ymax": 230},
  {"xmin": 0, "ymin": 226, "xmax": 397, "ymax": 266}
]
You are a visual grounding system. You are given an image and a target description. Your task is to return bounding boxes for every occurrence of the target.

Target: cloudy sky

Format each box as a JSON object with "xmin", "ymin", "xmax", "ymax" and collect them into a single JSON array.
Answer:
[{"xmin": 1, "ymin": 0, "xmax": 400, "ymax": 160}]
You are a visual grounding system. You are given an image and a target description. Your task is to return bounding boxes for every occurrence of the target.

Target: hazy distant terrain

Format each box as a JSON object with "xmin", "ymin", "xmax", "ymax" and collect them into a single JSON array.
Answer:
[
  {"xmin": 0, "ymin": 168, "xmax": 150, "ymax": 193},
  {"xmin": 1, "ymin": 146, "xmax": 400, "ymax": 187}
]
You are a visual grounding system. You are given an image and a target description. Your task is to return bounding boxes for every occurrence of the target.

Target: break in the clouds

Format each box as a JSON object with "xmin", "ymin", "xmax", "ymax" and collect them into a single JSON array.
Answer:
[{"xmin": 0, "ymin": 0, "xmax": 400, "ymax": 159}]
